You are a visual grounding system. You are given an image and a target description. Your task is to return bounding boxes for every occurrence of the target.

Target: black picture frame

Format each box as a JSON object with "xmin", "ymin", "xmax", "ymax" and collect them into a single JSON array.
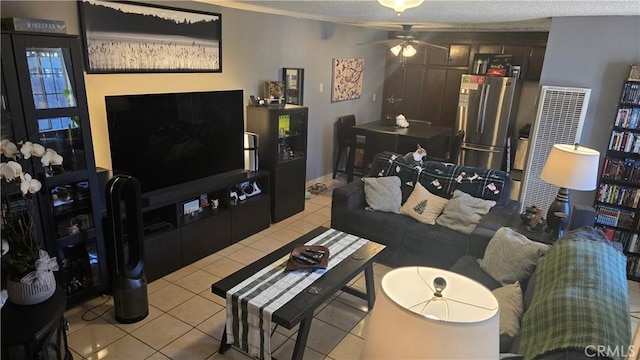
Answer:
[
  {"xmin": 78, "ymin": 0, "xmax": 221, "ymax": 73},
  {"xmin": 282, "ymin": 68, "xmax": 304, "ymax": 105}
]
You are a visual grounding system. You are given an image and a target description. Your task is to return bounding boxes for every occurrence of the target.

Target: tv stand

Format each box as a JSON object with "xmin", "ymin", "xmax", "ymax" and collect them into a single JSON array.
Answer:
[{"xmin": 140, "ymin": 170, "xmax": 270, "ymax": 281}]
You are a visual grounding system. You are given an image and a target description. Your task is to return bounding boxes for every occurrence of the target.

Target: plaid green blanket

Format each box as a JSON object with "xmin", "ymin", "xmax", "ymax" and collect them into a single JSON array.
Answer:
[{"xmin": 518, "ymin": 228, "xmax": 631, "ymax": 360}]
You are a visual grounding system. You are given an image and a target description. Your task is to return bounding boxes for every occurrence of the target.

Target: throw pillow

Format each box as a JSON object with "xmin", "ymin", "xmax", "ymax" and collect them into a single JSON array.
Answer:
[
  {"xmin": 399, "ymin": 182, "xmax": 449, "ymax": 224},
  {"xmin": 435, "ymin": 190, "xmax": 496, "ymax": 234},
  {"xmin": 362, "ymin": 176, "xmax": 402, "ymax": 213},
  {"xmin": 492, "ymin": 282, "xmax": 524, "ymax": 339},
  {"xmin": 479, "ymin": 227, "xmax": 550, "ymax": 285}
]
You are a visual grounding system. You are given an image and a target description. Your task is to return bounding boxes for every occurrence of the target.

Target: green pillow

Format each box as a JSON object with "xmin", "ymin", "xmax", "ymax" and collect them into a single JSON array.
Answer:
[{"xmin": 362, "ymin": 176, "xmax": 402, "ymax": 213}]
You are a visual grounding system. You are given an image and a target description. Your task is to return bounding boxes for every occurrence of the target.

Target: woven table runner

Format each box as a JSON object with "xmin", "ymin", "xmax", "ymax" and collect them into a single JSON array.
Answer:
[{"xmin": 225, "ymin": 228, "xmax": 369, "ymax": 360}]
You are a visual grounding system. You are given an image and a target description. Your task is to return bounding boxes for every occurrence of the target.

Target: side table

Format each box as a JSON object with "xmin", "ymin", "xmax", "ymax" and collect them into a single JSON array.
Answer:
[
  {"xmin": 1, "ymin": 286, "xmax": 72, "ymax": 360},
  {"xmin": 507, "ymin": 215, "xmax": 555, "ymax": 245}
]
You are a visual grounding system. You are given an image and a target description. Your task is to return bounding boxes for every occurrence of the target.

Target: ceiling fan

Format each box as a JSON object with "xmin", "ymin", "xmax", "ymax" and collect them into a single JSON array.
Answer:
[{"xmin": 359, "ymin": 24, "xmax": 449, "ymax": 53}]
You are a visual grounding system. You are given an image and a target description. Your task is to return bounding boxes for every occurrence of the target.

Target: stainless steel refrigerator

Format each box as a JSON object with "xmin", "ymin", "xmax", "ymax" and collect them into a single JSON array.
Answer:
[{"xmin": 456, "ymin": 74, "xmax": 522, "ymax": 171}]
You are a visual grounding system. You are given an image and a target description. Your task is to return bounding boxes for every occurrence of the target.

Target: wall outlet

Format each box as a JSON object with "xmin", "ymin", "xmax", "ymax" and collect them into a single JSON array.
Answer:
[
  {"xmin": 319, "ymin": 83, "xmax": 323, "ymax": 92},
  {"xmin": 372, "ymin": 93, "xmax": 376, "ymax": 102}
]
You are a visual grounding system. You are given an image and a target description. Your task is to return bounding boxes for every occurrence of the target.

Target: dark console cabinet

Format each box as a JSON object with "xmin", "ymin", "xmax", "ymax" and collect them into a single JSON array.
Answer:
[
  {"xmin": 141, "ymin": 170, "xmax": 270, "ymax": 282},
  {"xmin": 247, "ymin": 105, "xmax": 308, "ymax": 223}
]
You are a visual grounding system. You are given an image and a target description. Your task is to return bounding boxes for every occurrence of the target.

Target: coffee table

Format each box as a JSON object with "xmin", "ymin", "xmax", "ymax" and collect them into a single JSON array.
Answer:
[{"xmin": 211, "ymin": 226, "xmax": 385, "ymax": 360}]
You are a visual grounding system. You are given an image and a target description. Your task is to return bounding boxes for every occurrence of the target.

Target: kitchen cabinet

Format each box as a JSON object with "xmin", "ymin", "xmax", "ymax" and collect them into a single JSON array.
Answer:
[{"xmin": 476, "ymin": 44, "xmax": 545, "ymax": 80}]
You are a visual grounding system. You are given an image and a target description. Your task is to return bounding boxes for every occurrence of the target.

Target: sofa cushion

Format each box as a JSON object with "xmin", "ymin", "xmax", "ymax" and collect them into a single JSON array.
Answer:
[
  {"xmin": 362, "ymin": 176, "xmax": 402, "ymax": 213},
  {"xmin": 493, "ymin": 282, "xmax": 524, "ymax": 352},
  {"xmin": 399, "ymin": 182, "xmax": 449, "ymax": 225},
  {"xmin": 479, "ymin": 227, "xmax": 549, "ymax": 285},
  {"xmin": 369, "ymin": 151, "xmax": 421, "ymax": 203},
  {"xmin": 436, "ymin": 190, "xmax": 496, "ymax": 234},
  {"xmin": 419, "ymin": 161, "xmax": 512, "ymax": 205}
]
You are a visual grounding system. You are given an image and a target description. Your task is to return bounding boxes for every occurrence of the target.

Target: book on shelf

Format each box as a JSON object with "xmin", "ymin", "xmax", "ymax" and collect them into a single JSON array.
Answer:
[{"xmin": 622, "ymin": 81, "xmax": 640, "ymax": 105}]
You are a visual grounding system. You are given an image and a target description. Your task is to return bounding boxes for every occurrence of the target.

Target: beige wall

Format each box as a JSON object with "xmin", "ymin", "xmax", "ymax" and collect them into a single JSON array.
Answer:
[{"xmin": 1, "ymin": 1, "xmax": 388, "ymax": 179}]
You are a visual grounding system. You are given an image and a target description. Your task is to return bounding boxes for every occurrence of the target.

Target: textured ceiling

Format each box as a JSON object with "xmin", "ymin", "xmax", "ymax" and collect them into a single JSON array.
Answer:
[{"xmin": 200, "ymin": 0, "xmax": 640, "ymax": 31}]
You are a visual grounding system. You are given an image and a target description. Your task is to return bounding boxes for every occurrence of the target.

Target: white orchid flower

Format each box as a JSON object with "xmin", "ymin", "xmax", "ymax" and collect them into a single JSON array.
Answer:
[
  {"xmin": 40, "ymin": 148, "xmax": 63, "ymax": 167},
  {"xmin": 50, "ymin": 152, "xmax": 63, "ymax": 166},
  {"xmin": 20, "ymin": 141, "xmax": 34, "ymax": 159},
  {"xmin": 1, "ymin": 139, "xmax": 19, "ymax": 159},
  {"xmin": 20, "ymin": 173, "xmax": 42, "ymax": 195},
  {"xmin": 32, "ymin": 143, "xmax": 46, "ymax": 157},
  {"xmin": 0, "ymin": 161, "xmax": 23, "ymax": 181}
]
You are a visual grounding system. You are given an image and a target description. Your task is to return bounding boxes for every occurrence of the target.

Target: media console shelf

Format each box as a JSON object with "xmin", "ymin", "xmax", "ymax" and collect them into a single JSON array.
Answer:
[{"xmin": 140, "ymin": 169, "xmax": 270, "ymax": 281}]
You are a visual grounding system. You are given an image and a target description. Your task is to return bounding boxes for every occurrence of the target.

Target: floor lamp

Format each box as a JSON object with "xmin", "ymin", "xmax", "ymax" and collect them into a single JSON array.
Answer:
[
  {"xmin": 361, "ymin": 267, "xmax": 499, "ymax": 359},
  {"xmin": 540, "ymin": 144, "xmax": 600, "ymax": 239}
]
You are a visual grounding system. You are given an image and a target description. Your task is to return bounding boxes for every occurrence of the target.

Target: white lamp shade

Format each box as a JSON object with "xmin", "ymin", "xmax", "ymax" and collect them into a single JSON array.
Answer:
[
  {"xmin": 361, "ymin": 267, "xmax": 499, "ymax": 359},
  {"xmin": 540, "ymin": 144, "xmax": 600, "ymax": 190},
  {"xmin": 378, "ymin": 0, "xmax": 425, "ymax": 14}
]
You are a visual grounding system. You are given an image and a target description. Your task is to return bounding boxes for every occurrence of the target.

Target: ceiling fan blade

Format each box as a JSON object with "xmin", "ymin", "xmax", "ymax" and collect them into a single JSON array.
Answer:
[
  {"xmin": 358, "ymin": 39, "xmax": 404, "ymax": 47},
  {"xmin": 409, "ymin": 39, "xmax": 449, "ymax": 51}
]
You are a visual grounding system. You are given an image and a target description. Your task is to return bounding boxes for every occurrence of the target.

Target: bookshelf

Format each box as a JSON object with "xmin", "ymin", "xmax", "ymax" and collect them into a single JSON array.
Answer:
[{"xmin": 594, "ymin": 64, "xmax": 640, "ymax": 281}]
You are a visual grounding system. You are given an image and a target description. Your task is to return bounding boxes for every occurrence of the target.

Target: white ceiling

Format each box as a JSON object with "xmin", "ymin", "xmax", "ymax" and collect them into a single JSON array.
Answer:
[{"xmin": 200, "ymin": 0, "xmax": 640, "ymax": 31}]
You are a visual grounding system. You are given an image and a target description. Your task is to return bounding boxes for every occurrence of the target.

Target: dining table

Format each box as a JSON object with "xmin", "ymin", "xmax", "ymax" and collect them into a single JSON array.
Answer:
[{"xmin": 346, "ymin": 119, "xmax": 453, "ymax": 182}]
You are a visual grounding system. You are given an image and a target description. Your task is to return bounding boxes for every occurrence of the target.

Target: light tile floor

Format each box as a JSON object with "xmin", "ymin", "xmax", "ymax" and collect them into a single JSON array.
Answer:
[{"xmin": 64, "ymin": 175, "xmax": 640, "ymax": 360}]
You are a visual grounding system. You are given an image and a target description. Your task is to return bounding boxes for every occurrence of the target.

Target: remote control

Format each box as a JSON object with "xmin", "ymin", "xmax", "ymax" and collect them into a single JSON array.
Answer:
[{"xmin": 292, "ymin": 253, "xmax": 319, "ymax": 265}]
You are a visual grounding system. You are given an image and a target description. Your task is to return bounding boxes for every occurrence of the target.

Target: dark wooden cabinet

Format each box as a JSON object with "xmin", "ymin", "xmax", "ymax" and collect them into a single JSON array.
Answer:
[
  {"xmin": 429, "ymin": 45, "xmax": 470, "ymax": 66},
  {"xmin": 476, "ymin": 43, "xmax": 545, "ymax": 80},
  {"xmin": 141, "ymin": 170, "xmax": 270, "ymax": 281},
  {"xmin": 1, "ymin": 32, "xmax": 107, "ymax": 305},
  {"xmin": 382, "ymin": 32, "xmax": 548, "ymax": 129},
  {"xmin": 181, "ymin": 212, "xmax": 231, "ymax": 265},
  {"xmin": 247, "ymin": 105, "xmax": 308, "ymax": 223},
  {"xmin": 144, "ymin": 230, "xmax": 181, "ymax": 283}
]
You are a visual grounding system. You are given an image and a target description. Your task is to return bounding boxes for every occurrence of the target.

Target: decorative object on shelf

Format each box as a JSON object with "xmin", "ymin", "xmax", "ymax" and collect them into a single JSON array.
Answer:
[
  {"xmin": 520, "ymin": 205, "xmax": 539, "ymax": 225},
  {"xmin": 395, "ymin": 114, "xmax": 409, "ymax": 128},
  {"xmin": 362, "ymin": 267, "xmax": 499, "ymax": 359},
  {"xmin": 331, "ymin": 58, "xmax": 364, "ymax": 102},
  {"xmin": 282, "ymin": 68, "xmax": 304, "ymax": 105},
  {"xmin": 1, "ymin": 139, "xmax": 63, "ymax": 305},
  {"xmin": 377, "ymin": 0, "xmax": 424, "ymax": 15},
  {"xmin": 629, "ymin": 63, "xmax": 640, "ymax": 81},
  {"xmin": 261, "ymin": 81, "xmax": 284, "ymax": 104},
  {"xmin": 79, "ymin": 0, "xmax": 221, "ymax": 73},
  {"xmin": 540, "ymin": 143, "xmax": 600, "ymax": 240}
]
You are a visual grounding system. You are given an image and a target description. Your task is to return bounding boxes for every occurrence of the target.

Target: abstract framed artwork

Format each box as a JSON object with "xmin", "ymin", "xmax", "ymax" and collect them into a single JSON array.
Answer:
[
  {"xmin": 78, "ymin": 0, "xmax": 221, "ymax": 73},
  {"xmin": 331, "ymin": 58, "xmax": 364, "ymax": 102}
]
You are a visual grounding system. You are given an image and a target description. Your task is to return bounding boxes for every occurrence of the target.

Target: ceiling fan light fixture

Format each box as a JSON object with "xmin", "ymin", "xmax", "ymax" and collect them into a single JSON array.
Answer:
[
  {"xmin": 378, "ymin": 0, "xmax": 425, "ymax": 15},
  {"xmin": 390, "ymin": 44, "xmax": 403, "ymax": 56},
  {"xmin": 403, "ymin": 44, "xmax": 417, "ymax": 57}
]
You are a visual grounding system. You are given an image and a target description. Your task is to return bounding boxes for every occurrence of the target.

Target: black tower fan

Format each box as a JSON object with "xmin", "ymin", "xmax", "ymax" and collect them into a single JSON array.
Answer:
[{"xmin": 105, "ymin": 175, "xmax": 148, "ymax": 323}]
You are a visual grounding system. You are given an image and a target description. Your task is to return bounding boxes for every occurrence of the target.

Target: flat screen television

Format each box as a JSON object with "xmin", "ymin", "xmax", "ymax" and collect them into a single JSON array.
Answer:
[{"xmin": 105, "ymin": 90, "xmax": 244, "ymax": 194}]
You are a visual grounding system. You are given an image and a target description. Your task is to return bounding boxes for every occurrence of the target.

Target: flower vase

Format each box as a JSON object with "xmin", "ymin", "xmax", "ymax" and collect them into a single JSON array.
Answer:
[{"xmin": 6, "ymin": 270, "xmax": 56, "ymax": 305}]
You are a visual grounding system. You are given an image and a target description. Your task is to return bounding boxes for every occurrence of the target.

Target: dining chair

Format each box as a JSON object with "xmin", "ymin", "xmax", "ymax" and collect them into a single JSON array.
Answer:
[
  {"xmin": 428, "ymin": 129, "xmax": 465, "ymax": 164},
  {"xmin": 333, "ymin": 115, "xmax": 366, "ymax": 179}
]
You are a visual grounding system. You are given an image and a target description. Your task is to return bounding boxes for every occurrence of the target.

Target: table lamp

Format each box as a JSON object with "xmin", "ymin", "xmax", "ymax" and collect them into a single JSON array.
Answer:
[
  {"xmin": 361, "ymin": 267, "xmax": 499, "ymax": 359},
  {"xmin": 539, "ymin": 144, "xmax": 600, "ymax": 239}
]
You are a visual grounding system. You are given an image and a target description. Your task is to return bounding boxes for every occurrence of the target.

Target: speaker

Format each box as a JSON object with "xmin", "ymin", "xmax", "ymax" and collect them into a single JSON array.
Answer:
[
  {"xmin": 568, "ymin": 205, "xmax": 597, "ymax": 230},
  {"xmin": 244, "ymin": 132, "xmax": 259, "ymax": 171}
]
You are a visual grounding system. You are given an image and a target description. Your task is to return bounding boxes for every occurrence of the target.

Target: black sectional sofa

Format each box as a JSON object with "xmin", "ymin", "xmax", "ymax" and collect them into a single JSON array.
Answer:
[{"xmin": 331, "ymin": 152, "xmax": 520, "ymax": 269}]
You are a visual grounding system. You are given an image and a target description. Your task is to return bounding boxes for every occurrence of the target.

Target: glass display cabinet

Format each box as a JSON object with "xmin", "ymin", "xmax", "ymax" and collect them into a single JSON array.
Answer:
[
  {"xmin": 1, "ymin": 32, "xmax": 107, "ymax": 305},
  {"xmin": 247, "ymin": 105, "xmax": 308, "ymax": 222}
]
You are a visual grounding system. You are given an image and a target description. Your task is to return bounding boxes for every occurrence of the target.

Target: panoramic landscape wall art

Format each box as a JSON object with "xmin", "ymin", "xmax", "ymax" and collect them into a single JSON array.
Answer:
[{"xmin": 79, "ymin": 0, "xmax": 221, "ymax": 73}]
